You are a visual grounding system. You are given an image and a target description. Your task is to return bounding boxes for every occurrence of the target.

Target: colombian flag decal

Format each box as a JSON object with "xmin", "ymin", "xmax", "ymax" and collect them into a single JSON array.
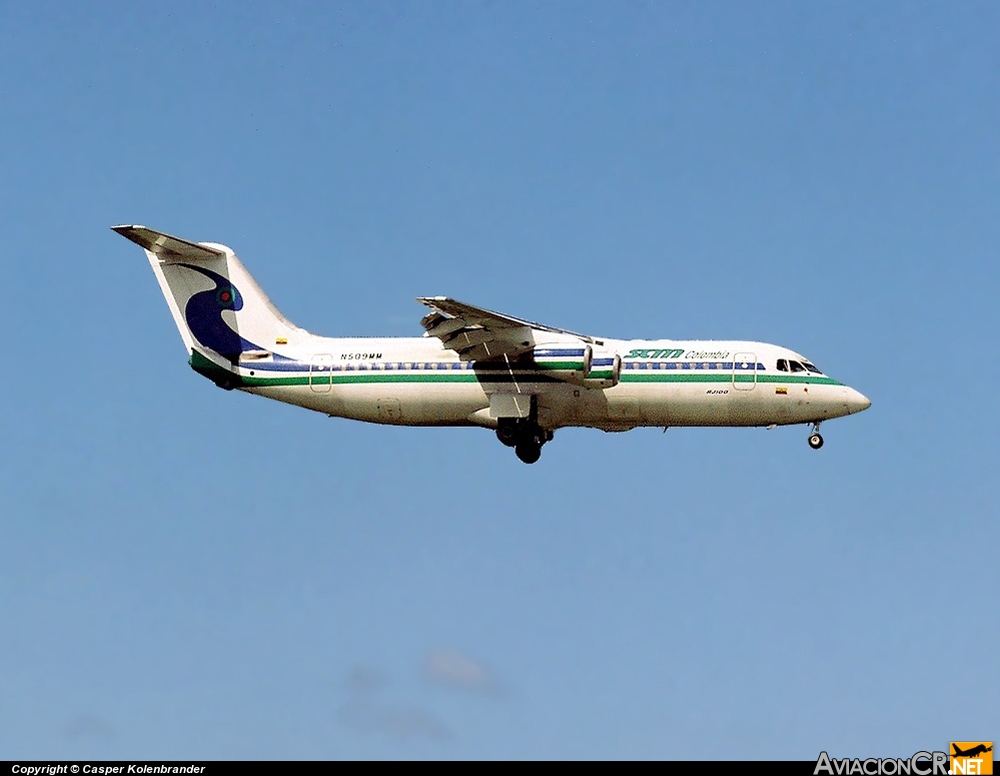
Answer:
[
  {"xmin": 275, "ymin": 337, "xmax": 288, "ymax": 345},
  {"xmin": 775, "ymin": 387, "xmax": 788, "ymax": 395}
]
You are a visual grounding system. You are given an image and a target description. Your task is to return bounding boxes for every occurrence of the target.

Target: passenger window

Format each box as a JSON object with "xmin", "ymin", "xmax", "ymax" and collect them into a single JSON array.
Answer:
[
  {"xmin": 777, "ymin": 359, "xmax": 788, "ymax": 372},
  {"xmin": 789, "ymin": 360, "xmax": 806, "ymax": 373}
]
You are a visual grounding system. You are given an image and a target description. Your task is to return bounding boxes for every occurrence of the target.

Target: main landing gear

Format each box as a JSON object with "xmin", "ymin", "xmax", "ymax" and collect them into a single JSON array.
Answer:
[
  {"xmin": 808, "ymin": 423, "xmax": 824, "ymax": 450},
  {"xmin": 496, "ymin": 418, "xmax": 553, "ymax": 464}
]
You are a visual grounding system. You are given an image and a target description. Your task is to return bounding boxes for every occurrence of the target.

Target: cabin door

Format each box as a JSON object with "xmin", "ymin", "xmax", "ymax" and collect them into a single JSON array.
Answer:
[
  {"xmin": 310, "ymin": 354, "xmax": 333, "ymax": 392},
  {"xmin": 732, "ymin": 352, "xmax": 757, "ymax": 391}
]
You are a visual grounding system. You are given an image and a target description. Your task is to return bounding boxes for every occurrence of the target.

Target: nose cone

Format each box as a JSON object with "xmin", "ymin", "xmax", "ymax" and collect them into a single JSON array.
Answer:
[{"xmin": 846, "ymin": 388, "xmax": 872, "ymax": 415}]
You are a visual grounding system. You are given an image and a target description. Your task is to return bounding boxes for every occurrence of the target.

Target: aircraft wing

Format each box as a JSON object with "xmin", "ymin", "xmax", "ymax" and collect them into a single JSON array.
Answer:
[{"xmin": 416, "ymin": 296, "xmax": 597, "ymax": 360}]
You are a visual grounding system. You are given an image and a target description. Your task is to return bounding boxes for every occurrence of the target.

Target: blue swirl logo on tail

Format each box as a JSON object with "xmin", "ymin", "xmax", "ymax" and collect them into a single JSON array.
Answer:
[{"xmin": 180, "ymin": 264, "xmax": 264, "ymax": 360}]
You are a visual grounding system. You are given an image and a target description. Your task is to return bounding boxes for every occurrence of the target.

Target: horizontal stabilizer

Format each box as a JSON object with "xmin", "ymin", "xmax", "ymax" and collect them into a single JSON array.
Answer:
[{"xmin": 111, "ymin": 225, "xmax": 226, "ymax": 263}]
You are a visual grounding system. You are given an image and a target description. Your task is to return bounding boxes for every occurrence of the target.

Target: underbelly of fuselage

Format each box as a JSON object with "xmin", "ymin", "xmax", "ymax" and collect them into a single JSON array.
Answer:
[{"xmin": 246, "ymin": 378, "xmax": 850, "ymax": 429}]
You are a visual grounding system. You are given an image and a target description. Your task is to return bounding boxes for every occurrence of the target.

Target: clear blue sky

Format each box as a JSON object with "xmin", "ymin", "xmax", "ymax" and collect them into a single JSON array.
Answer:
[{"xmin": 2, "ymin": 0, "xmax": 997, "ymax": 760}]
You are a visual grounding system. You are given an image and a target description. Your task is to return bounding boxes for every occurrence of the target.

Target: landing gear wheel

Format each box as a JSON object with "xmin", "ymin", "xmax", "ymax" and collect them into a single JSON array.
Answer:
[
  {"xmin": 808, "ymin": 433, "xmax": 824, "ymax": 450},
  {"xmin": 496, "ymin": 423, "xmax": 519, "ymax": 447},
  {"xmin": 515, "ymin": 442, "xmax": 542, "ymax": 464}
]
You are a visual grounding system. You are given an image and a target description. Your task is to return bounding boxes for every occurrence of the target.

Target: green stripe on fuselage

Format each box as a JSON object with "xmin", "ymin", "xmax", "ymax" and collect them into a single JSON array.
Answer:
[
  {"xmin": 241, "ymin": 373, "xmax": 483, "ymax": 387},
  {"xmin": 622, "ymin": 373, "xmax": 842, "ymax": 385},
  {"xmin": 230, "ymin": 370, "xmax": 843, "ymax": 388},
  {"xmin": 188, "ymin": 351, "xmax": 843, "ymax": 389}
]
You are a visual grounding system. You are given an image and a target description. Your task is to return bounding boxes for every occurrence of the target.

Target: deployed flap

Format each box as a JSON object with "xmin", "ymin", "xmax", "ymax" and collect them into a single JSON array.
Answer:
[
  {"xmin": 112, "ymin": 225, "xmax": 226, "ymax": 263},
  {"xmin": 417, "ymin": 296, "xmax": 596, "ymax": 361}
]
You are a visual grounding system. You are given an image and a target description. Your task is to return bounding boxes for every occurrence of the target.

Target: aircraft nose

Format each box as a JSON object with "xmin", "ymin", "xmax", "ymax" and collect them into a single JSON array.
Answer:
[{"xmin": 846, "ymin": 388, "xmax": 871, "ymax": 414}]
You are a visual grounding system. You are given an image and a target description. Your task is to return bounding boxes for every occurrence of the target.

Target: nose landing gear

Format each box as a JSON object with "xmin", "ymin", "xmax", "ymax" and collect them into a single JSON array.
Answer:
[{"xmin": 808, "ymin": 423, "xmax": 824, "ymax": 450}]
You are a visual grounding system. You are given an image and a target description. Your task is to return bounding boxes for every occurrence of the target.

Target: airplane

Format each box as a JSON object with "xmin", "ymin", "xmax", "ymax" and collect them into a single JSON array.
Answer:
[
  {"xmin": 113, "ymin": 225, "xmax": 871, "ymax": 464},
  {"xmin": 953, "ymin": 744, "xmax": 993, "ymax": 758}
]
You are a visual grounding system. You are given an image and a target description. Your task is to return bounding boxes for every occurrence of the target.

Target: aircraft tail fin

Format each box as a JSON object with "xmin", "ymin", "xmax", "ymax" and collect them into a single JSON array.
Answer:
[{"xmin": 113, "ymin": 225, "xmax": 308, "ymax": 369}]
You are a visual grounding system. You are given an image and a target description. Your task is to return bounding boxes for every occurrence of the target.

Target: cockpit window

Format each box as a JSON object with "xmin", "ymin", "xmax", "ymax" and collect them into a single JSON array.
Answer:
[
  {"xmin": 789, "ymin": 360, "xmax": 806, "ymax": 373},
  {"xmin": 776, "ymin": 359, "xmax": 788, "ymax": 372},
  {"xmin": 803, "ymin": 362, "xmax": 822, "ymax": 374}
]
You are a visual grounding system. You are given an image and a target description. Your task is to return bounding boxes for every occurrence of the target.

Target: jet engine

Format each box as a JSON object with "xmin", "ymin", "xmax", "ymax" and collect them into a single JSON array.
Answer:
[
  {"xmin": 531, "ymin": 345, "xmax": 621, "ymax": 389},
  {"xmin": 582, "ymin": 347, "xmax": 622, "ymax": 388}
]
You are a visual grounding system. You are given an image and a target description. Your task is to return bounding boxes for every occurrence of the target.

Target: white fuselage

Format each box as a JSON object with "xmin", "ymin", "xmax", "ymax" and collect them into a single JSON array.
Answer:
[{"xmin": 234, "ymin": 334, "xmax": 870, "ymax": 432}]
